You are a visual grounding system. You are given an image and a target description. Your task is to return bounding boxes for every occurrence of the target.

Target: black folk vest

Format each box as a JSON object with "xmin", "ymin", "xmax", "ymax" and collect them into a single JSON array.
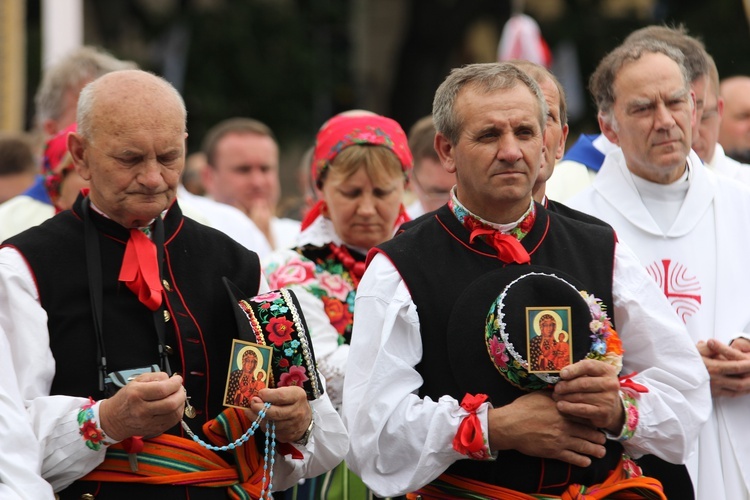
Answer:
[
  {"xmin": 379, "ymin": 203, "xmax": 620, "ymax": 494},
  {"xmin": 5, "ymin": 195, "xmax": 262, "ymax": 499}
]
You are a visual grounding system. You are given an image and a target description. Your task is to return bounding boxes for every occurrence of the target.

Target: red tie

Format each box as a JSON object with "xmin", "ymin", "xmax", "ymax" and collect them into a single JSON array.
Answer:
[
  {"xmin": 469, "ymin": 227, "xmax": 531, "ymax": 264},
  {"xmin": 118, "ymin": 228, "xmax": 163, "ymax": 311}
]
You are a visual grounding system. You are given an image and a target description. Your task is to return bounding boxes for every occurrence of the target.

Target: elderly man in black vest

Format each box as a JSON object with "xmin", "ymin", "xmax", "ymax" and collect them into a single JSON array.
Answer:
[
  {"xmin": 0, "ymin": 69, "xmax": 346, "ymax": 499},
  {"xmin": 342, "ymin": 62, "xmax": 710, "ymax": 499}
]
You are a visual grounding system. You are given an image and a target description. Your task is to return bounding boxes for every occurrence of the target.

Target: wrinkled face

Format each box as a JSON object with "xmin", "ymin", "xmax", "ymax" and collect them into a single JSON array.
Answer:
[
  {"xmin": 693, "ymin": 78, "xmax": 722, "ymax": 162},
  {"xmin": 718, "ymin": 80, "xmax": 750, "ymax": 156},
  {"xmin": 534, "ymin": 77, "xmax": 568, "ymax": 189},
  {"xmin": 69, "ymin": 95, "xmax": 186, "ymax": 228},
  {"xmin": 321, "ymin": 164, "xmax": 404, "ymax": 250},
  {"xmin": 436, "ymin": 84, "xmax": 544, "ymax": 222},
  {"xmin": 208, "ymin": 132, "xmax": 280, "ymax": 214},
  {"xmin": 411, "ymin": 156, "xmax": 455, "ymax": 212},
  {"xmin": 601, "ymin": 52, "xmax": 695, "ymax": 184}
]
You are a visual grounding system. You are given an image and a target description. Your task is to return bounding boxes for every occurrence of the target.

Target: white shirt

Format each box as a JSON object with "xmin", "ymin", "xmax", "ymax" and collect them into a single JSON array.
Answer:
[
  {"xmin": 707, "ymin": 143, "xmax": 750, "ymax": 187},
  {"xmin": 0, "ymin": 195, "xmax": 54, "ymax": 242},
  {"xmin": 177, "ymin": 186, "xmax": 272, "ymax": 259},
  {"xmin": 270, "ymin": 217, "xmax": 302, "ymax": 251},
  {"xmin": 0, "ymin": 327, "xmax": 55, "ymax": 499},
  {"xmin": 545, "ymin": 134, "xmax": 618, "ymax": 202},
  {"xmin": 342, "ymin": 221, "xmax": 711, "ymax": 497},
  {"xmin": 406, "ymin": 199, "xmax": 426, "ymax": 219},
  {"xmin": 0, "ymin": 242, "xmax": 348, "ymax": 492}
]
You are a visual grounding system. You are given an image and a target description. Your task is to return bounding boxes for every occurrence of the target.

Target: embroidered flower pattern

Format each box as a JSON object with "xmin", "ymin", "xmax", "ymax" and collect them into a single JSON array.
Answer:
[
  {"xmin": 278, "ymin": 365, "xmax": 310, "ymax": 388},
  {"xmin": 484, "ymin": 273, "xmax": 627, "ymax": 392},
  {"xmin": 247, "ymin": 293, "xmax": 311, "ymax": 393},
  {"xmin": 449, "ymin": 196, "xmax": 536, "ymax": 243},
  {"xmin": 614, "ymin": 391, "xmax": 640, "ymax": 442},
  {"xmin": 265, "ymin": 245, "xmax": 359, "ymax": 342},
  {"xmin": 78, "ymin": 397, "xmax": 107, "ymax": 451},
  {"xmin": 266, "ymin": 316, "xmax": 294, "ymax": 346},
  {"xmin": 266, "ymin": 257, "xmax": 317, "ymax": 288}
]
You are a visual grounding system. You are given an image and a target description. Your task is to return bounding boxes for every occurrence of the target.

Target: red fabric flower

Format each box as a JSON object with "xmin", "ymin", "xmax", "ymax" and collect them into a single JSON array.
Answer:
[
  {"xmin": 278, "ymin": 358, "xmax": 290, "ymax": 368},
  {"xmin": 80, "ymin": 421, "xmax": 104, "ymax": 444},
  {"xmin": 265, "ymin": 316, "xmax": 294, "ymax": 346},
  {"xmin": 322, "ymin": 297, "xmax": 353, "ymax": 335},
  {"xmin": 278, "ymin": 365, "xmax": 309, "ymax": 387}
]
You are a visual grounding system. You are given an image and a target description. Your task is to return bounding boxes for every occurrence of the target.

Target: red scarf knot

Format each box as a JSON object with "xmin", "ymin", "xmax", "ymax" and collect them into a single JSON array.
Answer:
[
  {"xmin": 452, "ymin": 393, "xmax": 490, "ymax": 458},
  {"xmin": 469, "ymin": 227, "xmax": 531, "ymax": 264},
  {"xmin": 119, "ymin": 228, "xmax": 163, "ymax": 311},
  {"xmin": 619, "ymin": 372, "xmax": 649, "ymax": 398}
]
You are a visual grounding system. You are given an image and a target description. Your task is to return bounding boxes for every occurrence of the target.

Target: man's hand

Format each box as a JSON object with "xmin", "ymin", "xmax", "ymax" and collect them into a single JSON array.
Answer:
[
  {"xmin": 99, "ymin": 372, "xmax": 186, "ymax": 441},
  {"xmin": 488, "ymin": 390, "xmax": 606, "ymax": 468},
  {"xmin": 697, "ymin": 339, "xmax": 750, "ymax": 397},
  {"xmin": 553, "ymin": 359, "xmax": 623, "ymax": 433},
  {"xmin": 247, "ymin": 386, "xmax": 312, "ymax": 444}
]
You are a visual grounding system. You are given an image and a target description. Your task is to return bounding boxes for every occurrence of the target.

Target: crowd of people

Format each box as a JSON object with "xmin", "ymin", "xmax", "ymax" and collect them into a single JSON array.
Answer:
[{"xmin": 0, "ymin": 23, "xmax": 748, "ymax": 500}]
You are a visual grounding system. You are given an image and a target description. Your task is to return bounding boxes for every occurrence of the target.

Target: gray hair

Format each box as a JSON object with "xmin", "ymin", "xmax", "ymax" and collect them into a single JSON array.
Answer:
[
  {"xmin": 34, "ymin": 46, "xmax": 137, "ymax": 128},
  {"xmin": 432, "ymin": 62, "xmax": 548, "ymax": 145},
  {"xmin": 589, "ymin": 39, "xmax": 691, "ymax": 120},
  {"xmin": 623, "ymin": 24, "xmax": 708, "ymax": 83},
  {"xmin": 510, "ymin": 59, "xmax": 568, "ymax": 126},
  {"xmin": 77, "ymin": 70, "xmax": 186, "ymax": 141}
]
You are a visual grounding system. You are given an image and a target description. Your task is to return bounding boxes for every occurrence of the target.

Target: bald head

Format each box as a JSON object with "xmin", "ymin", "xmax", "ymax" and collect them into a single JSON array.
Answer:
[
  {"xmin": 77, "ymin": 70, "xmax": 186, "ymax": 142},
  {"xmin": 718, "ymin": 76, "xmax": 750, "ymax": 161}
]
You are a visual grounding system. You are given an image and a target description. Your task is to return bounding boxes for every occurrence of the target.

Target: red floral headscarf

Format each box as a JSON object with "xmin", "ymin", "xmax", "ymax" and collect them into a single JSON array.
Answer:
[{"xmin": 302, "ymin": 113, "xmax": 413, "ymax": 230}]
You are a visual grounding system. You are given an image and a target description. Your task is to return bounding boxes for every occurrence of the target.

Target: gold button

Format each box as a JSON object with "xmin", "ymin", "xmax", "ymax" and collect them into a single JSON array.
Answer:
[
  {"xmin": 164, "ymin": 310, "xmax": 171, "ymax": 322},
  {"xmin": 162, "ymin": 279, "xmax": 172, "ymax": 292},
  {"xmin": 81, "ymin": 494, "xmax": 95, "ymax": 500},
  {"xmin": 165, "ymin": 345, "xmax": 174, "ymax": 355}
]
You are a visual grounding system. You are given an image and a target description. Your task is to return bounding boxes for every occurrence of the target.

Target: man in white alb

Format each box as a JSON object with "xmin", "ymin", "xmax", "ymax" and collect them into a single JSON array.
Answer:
[{"xmin": 569, "ymin": 39, "xmax": 750, "ymax": 500}]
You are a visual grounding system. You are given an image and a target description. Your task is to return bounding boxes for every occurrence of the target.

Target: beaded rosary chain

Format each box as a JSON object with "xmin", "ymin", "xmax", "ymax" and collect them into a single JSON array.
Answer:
[
  {"xmin": 179, "ymin": 401, "xmax": 275, "ymax": 497},
  {"xmin": 179, "ymin": 401, "xmax": 272, "ymax": 451}
]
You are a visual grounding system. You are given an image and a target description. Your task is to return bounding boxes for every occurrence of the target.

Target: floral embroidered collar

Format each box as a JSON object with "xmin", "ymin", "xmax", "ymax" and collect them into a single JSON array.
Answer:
[
  {"xmin": 448, "ymin": 189, "xmax": 535, "ymax": 264},
  {"xmin": 448, "ymin": 189, "xmax": 536, "ymax": 242}
]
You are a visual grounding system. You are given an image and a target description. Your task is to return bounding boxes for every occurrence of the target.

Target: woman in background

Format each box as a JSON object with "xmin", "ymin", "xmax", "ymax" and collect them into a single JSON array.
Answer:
[{"xmin": 264, "ymin": 110, "xmax": 412, "ymax": 499}]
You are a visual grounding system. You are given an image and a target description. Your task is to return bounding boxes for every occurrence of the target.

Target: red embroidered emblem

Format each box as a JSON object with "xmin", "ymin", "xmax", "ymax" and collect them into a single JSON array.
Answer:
[{"xmin": 646, "ymin": 259, "xmax": 701, "ymax": 323}]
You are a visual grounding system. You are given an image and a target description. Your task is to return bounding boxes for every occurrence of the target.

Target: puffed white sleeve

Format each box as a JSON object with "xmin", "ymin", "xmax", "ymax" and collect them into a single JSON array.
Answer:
[
  {"xmin": 270, "ymin": 377, "xmax": 349, "ymax": 491},
  {"xmin": 0, "ymin": 246, "xmax": 110, "ymax": 492},
  {"xmin": 341, "ymin": 253, "xmax": 492, "ymax": 498},
  {"xmin": 611, "ymin": 241, "xmax": 711, "ymax": 462},
  {"xmin": 0, "ymin": 325, "xmax": 55, "ymax": 499}
]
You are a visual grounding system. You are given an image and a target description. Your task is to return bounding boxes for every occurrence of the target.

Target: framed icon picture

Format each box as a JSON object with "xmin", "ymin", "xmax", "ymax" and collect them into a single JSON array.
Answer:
[
  {"xmin": 223, "ymin": 339, "xmax": 273, "ymax": 409},
  {"xmin": 526, "ymin": 307, "xmax": 572, "ymax": 374}
]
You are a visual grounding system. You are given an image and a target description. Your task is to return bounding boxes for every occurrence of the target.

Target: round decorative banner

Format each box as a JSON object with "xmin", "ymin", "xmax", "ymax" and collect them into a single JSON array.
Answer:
[{"xmin": 485, "ymin": 271, "xmax": 622, "ymax": 391}]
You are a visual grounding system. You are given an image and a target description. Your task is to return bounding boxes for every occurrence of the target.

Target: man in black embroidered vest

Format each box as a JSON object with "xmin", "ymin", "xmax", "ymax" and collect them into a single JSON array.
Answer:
[
  {"xmin": 0, "ymin": 70, "xmax": 346, "ymax": 499},
  {"xmin": 341, "ymin": 62, "xmax": 710, "ymax": 498}
]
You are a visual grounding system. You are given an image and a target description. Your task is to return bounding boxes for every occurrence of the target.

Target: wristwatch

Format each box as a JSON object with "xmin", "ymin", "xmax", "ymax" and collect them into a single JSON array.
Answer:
[{"xmin": 294, "ymin": 416, "xmax": 315, "ymax": 446}]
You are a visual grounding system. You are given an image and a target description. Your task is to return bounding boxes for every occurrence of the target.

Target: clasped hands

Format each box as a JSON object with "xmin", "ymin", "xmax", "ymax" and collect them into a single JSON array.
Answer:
[
  {"xmin": 99, "ymin": 372, "xmax": 312, "ymax": 444},
  {"xmin": 697, "ymin": 337, "xmax": 750, "ymax": 398},
  {"xmin": 488, "ymin": 359, "xmax": 623, "ymax": 467}
]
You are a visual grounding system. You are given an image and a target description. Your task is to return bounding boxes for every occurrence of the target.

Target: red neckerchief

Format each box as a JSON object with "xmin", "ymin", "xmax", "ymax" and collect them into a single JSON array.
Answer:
[
  {"xmin": 449, "ymin": 196, "xmax": 534, "ymax": 264},
  {"xmin": 118, "ymin": 227, "xmax": 163, "ymax": 311}
]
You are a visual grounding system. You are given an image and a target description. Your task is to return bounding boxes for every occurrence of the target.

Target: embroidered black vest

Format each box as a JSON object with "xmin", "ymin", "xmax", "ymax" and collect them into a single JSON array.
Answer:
[{"xmin": 379, "ymin": 203, "xmax": 620, "ymax": 494}]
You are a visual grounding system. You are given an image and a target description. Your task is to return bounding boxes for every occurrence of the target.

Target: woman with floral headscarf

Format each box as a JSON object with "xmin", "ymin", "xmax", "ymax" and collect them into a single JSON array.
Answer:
[{"xmin": 263, "ymin": 110, "xmax": 412, "ymax": 499}]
